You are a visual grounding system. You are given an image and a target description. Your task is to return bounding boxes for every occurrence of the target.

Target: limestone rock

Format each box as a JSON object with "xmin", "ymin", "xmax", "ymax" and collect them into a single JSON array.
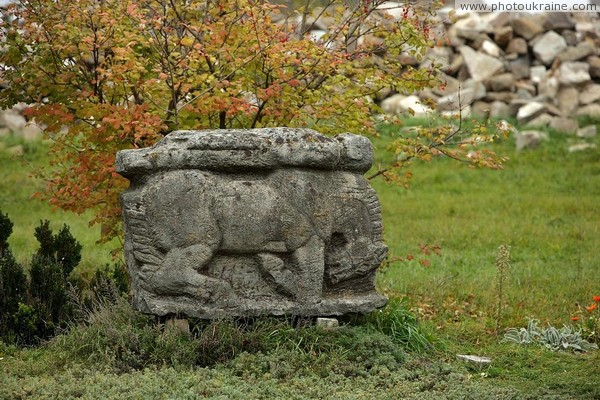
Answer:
[
  {"xmin": 525, "ymin": 113, "xmax": 554, "ymax": 128},
  {"xmin": 577, "ymin": 104, "xmax": 600, "ymax": 118},
  {"xmin": 0, "ymin": 110, "xmax": 26, "ymax": 132},
  {"xmin": 544, "ymin": 103, "xmax": 562, "ymax": 117},
  {"xmin": 398, "ymin": 52, "xmax": 419, "ymax": 66},
  {"xmin": 448, "ymin": 54, "xmax": 465, "ymax": 76},
  {"xmin": 515, "ymin": 89, "xmax": 532, "ymax": 101},
  {"xmin": 562, "ymin": 30, "xmax": 579, "ymax": 46},
  {"xmin": 22, "ymin": 122, "xmax": 43, "ymax": 141},
  {"xmin": 579, "ymin": 83, "xmax": 600, "ymax": 105},
  {"xmin": 506, "ymin": 37, "xmax": 528, "ymax": 55},
  {"xmin": 457, "ymin": 354, "xmax": 492, "ymax": 366},
  {"xmin": 481, "ymin": 40, "xmax": 502, "ymax": 58},
  {"xmin": 116, "ymin": 128, "xmax": 388, "ymax": 318},
  {"xmin": 381, "ymin": 94, "xmax": 432, "ymax": 116},
  {"xmin": 559, "ymin": 62, "xmax": 591, "ymax": 85},
  {"xmin": 486, "ymin": 91, "xmax": 516, "ymax": 103},
  {"xmin": 494, "ymin": 25, "xmax": 513, "ymax": 47},
  {"xmin": 516, "ymin": 81, "xmax": 536, "ymax": 96},
  {"xmin": 549, "ymin": 118, "xmax": 578, "ymax": 134},
  {"xmin": 441, "ymin": 105, "xmax": 471, "ymax": 119},
  {"xmin": 471, "ymin": 101, "xmax": 490, "ymax": 118},
  {"xmin": 486, "ymin": 12, "xmax": 512, "ymax": 29},
  {"xmin": 557, "ymin": 87, "xmax": 580, "ymax": 117},
  {"xmin": 437, "ymin": 85, "xmax": 484, "ymax": 112},
  {"xmin": 509, "ymin": 56, "xmax": 531, "ymax": 80},
  {"xmin": 420, "ymin": 47, "xmax": 452, "ymax": 70},
  {"xmin": 588, "ymin": 56, "xmax": 600, "ymax": 79},
  {"xmin": 316, "ymin": 317, "xmax": 340, "ymax": 329},
  {"xmin": 512, "ymin": 17, "xmax": 544, "ymax": 40},
  {"xmin": 543, "ymin": 12, "xmax": 574, "ymax": 31},
  {"xmin": 533, "ymin": 31, "xmax": 567, "ymax": 65},
  {"xmin": 485, "ymin": 73, "xmax": 515, "ymax": 92},
  {"xmin": 380, "ymin": 94, "xmax": 405, "ymax": 115},
  {"xmin": 557, "ymin": 42, "xmax": 595, "ymax": 62},
  {"xmin": 516, "ymin": 102, "xmax": 546, "ymax": 123},
  {"xmin": 459, "ymin": 46, "xmax": 504, "ymax": 81},
  {"xmin": 568, "ymin": 143, "xmax": 597, "ymax": 153},
  {"xmin": 489, "ymin": 101, "xmax": 511, "ymax": 118},
  {"xmin": 463, "ymin": 79, "xmax": 487, "ymax": 99},
  {"xmin": 432, "ymin": 73, "xmax": 460, "ymax": 96},
  {"xmin": 575, "ymin": 20, "xmax": 600, "ymax": 35},
  {"xmin": 538, "ymin": 76, "xmax": 559, "ymax": 99},
  {"xmin": 529, "ymin": 65, "xmax": 547, "ymax": 84},
  {"xmin": 576, "ymin": 125, "xmax": 597, "ymax": 139},
  {"xmin": 454, "ymin": 13, "xmax": 492, "ymax": 40},
  {"xmin": 515, "ymin": 130, "xmax": 549, "ymax": 151}
]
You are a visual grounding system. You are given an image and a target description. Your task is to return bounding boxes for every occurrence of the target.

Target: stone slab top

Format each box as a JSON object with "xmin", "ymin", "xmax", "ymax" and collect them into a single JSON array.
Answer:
[{"xmin": 115, "ymin": 128, "xmax": 374, "ymax": 179}]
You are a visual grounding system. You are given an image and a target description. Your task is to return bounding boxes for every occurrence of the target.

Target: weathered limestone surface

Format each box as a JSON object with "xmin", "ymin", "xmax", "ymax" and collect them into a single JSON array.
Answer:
[{"xmin": 116, "ymin": 128, "xmax": 388, "ymax": 318}]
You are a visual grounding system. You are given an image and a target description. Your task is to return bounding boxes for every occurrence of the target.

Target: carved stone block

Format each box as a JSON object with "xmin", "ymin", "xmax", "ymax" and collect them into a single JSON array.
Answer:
[{"xmin": 116, "ymin": 128, "xmax": 388, "ymax": 318}]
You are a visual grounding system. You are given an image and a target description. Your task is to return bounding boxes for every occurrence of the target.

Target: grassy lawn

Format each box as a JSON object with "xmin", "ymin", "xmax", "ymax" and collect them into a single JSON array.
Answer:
[
  {"xmin": 372, "ymin": 121, "xmax": 600, "ymax": 332},
  {"xmin": 1, "ymin": 122, "xmax": 599, "ymax": 399}
]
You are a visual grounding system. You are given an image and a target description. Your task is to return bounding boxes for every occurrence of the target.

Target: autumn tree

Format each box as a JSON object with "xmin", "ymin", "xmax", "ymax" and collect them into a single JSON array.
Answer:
[{"xmin": 0, "ymin": 0, "xmax": 507, "ymax": 242}]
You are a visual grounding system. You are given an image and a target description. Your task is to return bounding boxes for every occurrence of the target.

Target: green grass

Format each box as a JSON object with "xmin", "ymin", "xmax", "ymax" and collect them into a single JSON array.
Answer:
[
  {"xmin": 371, "ymin": 123, "xmax": 599, "ymax": 330},
  {"xmin": 1, "ymin": 122, "xmax": 600, "ymax": 399}
]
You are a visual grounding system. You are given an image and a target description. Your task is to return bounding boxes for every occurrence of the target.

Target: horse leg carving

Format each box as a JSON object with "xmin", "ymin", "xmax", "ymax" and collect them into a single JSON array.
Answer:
[
  {"xmin": 291, "ymin": 235, "xmax": 325, "ymax": 302},
  {"xmin": 149, "ymin": 243, "xmax": 230, "ymax": 302},
  {"xmin": 256, "ymin": 253, "xmax": 296, "ymax": 299}
]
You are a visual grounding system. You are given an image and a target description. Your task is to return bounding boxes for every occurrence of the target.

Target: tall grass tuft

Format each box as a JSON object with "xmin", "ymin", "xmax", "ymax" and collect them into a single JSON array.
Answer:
[
  {"xmin": 363, "ymin": 297, "xmax": 431, "ymax": 352},
  {"xmin": 494, "ymin": 244, "xmax": 511, "ymax": 335}
]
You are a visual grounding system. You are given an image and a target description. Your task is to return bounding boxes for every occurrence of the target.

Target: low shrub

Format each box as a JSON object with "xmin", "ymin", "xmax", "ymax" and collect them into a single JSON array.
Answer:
[
  {"xmin": 50, "ymin": 298, "xmax": 426, "ymax": 373},
  {"xmin": 33, "ymin": 219, "xmax": 82, "ymax": 278},
  {"xmin": 0, "ymin": 249, "xmax": 29, "ymax": 340},
  {"xmin": 0, "ymin": 211, "xmax": 89, "ymax": 345},
  {"xmin": 0, "ymin": 211, "xmax": 30, "ymax": 344}
]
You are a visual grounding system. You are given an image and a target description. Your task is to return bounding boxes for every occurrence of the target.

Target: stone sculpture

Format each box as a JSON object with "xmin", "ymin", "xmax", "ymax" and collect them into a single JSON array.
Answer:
[{"xmin": 116, "ymin": 128, "xmax": 388, "ymax": 318}]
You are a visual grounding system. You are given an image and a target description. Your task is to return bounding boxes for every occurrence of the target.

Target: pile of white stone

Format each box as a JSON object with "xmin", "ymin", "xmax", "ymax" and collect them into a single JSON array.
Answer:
[{"xmin": 381, "ymin": 9, "xmax": 599, "ymax": 150}]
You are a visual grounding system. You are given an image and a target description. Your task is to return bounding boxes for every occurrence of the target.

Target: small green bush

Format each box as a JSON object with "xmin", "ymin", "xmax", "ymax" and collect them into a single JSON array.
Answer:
[
  {"xmin": 29, "ymin": 256, "xmax": 70, "ymax": 338},
  {"xmin": 0, "ymin": 209, "xmax": 13, "ymax": 255},
  {"xmin": 0, "ymin": 213, "xmax": 85, "ymax": 345},
  {"xmin": 10, "ymin": 302, "xmax": 39, "ymax": 344},
  {"xmin": 24, "ymin": 220, "xmax": 83, "ymax": 342},
  {"xmin": 34, "ymin": 220, "xmax": 82, "ymax": 278},
  {"xmin": 90, "ymin": 263, "xmax": 130, "ymax": 297},
  {"xmin": 0, "ymin": 211, "xmax": 29, "ymax": 344},
  {"xmin": 0, "ymin": 250, "xmax": 28, "ymax": 319}
]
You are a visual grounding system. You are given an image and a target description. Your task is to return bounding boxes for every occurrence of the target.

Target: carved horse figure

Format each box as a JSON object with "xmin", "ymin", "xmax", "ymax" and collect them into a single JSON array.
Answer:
[{"xmin": 121, "ymin": 168, "xmax": 387, "ymax": 305}]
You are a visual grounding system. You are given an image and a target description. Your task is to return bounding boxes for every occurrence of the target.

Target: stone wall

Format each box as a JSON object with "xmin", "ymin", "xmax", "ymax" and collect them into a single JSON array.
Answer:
[{"xmin": 380, "ymin": 8, "xmax": 600, "ymax": 148}]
